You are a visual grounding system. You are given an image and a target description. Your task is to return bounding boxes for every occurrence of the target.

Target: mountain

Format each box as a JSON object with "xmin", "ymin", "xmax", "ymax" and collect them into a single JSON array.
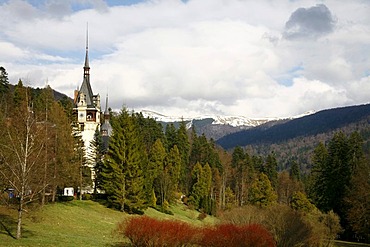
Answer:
[
  {"xmin": 141, "ymin": 110, "xmax": 283, "ymax": 140},
  {"xmin": 141, "ymin": 110, "xmax": 316, "ymax": 140},
  {"xmin": 216, "ymin": 104, "xmax": 370, "ymax": 150}
]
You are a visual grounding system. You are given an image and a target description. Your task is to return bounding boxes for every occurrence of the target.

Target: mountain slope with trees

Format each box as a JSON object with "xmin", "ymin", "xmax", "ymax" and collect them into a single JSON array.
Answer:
[{"xmin": 217, "ymin": 104, "xmax": 370, "ymax": 149}]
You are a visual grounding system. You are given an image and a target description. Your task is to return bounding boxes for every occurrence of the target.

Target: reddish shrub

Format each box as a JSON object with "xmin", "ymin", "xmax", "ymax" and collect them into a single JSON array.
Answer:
[
  {"xmin": 199, "ymin": 223, "xmax": 276, "ymax": 247},
  {"xmin": 117, "ymin": 216, "xmax": 276, "ymax": 247},
  {"xmin": 116, "ymin": 216, "xmax": 199, "ymax": 247}
]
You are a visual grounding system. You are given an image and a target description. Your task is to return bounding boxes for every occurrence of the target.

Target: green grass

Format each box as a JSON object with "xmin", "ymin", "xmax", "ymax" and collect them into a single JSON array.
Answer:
[
  {"xmin": 1, "ymin": 200, "xmax": 368, "ymax": 247},
  {"xmin": 0, "ymin": 200, "xmax": 126, "ymax": 247},
  {"xmin": 144, "ymin": 201, "xmax": 218, "ymax": 226},
  {"xmin": 0, "ymin": 200, "xmax": 217, "ymax": 247}
]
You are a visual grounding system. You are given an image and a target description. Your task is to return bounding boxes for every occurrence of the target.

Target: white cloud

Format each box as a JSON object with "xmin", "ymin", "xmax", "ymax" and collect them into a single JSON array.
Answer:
[{"xmin": 0, "ymin": 0, "xmax": 369, "ymax": 118}]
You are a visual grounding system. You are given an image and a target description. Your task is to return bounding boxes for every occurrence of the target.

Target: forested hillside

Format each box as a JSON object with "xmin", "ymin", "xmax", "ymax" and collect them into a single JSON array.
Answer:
[
  {"xmin": 217, "ymin": 104, "xmax": 370, "ymax": 149},
  {"xmin": 1, "ymin": 67, "xmax": 369, "ymax": 244}
]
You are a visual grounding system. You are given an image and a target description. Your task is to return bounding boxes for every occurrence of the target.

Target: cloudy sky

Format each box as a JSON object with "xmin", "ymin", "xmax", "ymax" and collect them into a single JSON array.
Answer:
[{"xmin": 1, "ymin": 0, "xmax": 369, "ymax": 118}]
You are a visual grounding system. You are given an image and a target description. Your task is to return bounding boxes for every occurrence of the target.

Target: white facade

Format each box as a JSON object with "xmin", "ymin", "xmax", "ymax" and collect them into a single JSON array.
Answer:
[{"xmin": 73, "ymin": 35, "xmax": 101, "ymax": 193}]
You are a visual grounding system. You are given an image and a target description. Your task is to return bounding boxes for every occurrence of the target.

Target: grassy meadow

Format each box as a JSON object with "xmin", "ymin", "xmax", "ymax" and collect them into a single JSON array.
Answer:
[
  {"xmin": 0, "ymin": 200, "xmax": 369, "ymax": 247},
  {"xmin": 0, "ymin": 200, "xmax": 216, "ymax": 247}
]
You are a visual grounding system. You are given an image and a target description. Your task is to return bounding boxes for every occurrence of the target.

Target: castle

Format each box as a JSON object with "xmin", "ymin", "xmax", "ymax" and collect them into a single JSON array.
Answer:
[{"xmin": 73, "ymin": 31, "xmax": 111, "ymax": 193}]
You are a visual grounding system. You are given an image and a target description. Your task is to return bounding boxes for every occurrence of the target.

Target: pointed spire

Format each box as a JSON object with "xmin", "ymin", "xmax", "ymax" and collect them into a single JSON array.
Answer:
[
  {"xmin": 104, "ymin": 93, "xmax": 109, "ymax": 115},
  {"xmin": 84, "ymin": 23, "xmax": 89, "ymax": 69}
]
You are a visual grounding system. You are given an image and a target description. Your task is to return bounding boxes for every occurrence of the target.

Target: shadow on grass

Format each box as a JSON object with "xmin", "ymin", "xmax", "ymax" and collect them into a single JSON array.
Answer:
[
  {"xmin": 0, "ymin": 213, "xmax": 17, "ymax": 239},
  {"xmin": 0, "ymin": 213, "xmax": 34, "ymax": 240}
]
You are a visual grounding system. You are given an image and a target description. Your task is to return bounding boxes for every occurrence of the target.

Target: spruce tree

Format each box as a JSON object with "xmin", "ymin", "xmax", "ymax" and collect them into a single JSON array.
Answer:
[
  {"xmin": 146, "ymin": 139, "xmax": 166, "ymax": 205},
  {"xmin": 289, "ymin": 160, "xmax": 301, "ymax": 181},
  {"xmin": 176, "ymin": 121, "xmax": 190, "ymax": 192},
  {"xmin": 249, "ymin": 173, "xmax": 277, "ymax": 207},
  {"xmin": 0, "ymin": 66, "xmax": 9, "ymax": 96},
  {"xmin": 165, "ymin": 123, "xmax": 177, "ymax": 150},
  {"xmin": 101, "ymin": 108, "xmax": 146, "ymax": 213},
  {"xmin": 264, "ymin": 154, "xmax": 278, "ymax": 189}
]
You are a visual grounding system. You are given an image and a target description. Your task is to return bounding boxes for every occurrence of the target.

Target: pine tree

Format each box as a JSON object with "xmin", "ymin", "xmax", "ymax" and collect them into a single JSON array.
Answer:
[
  {"xmin": 165, "ymin": 123, "xmax": 177, "ymax": 150},
  {"xmin": 309, "ymin": 131, "xmax": 366, "ymax": 239},
  {"xmin": 344, "ymin": 157, "xmax": 370, "ymax": 242},
  {"xmin": 176, "ymin": 120, "xmax": 190, "ymax": 192},
  {"xmin": 101, "ymin": 108, "xmax": 146, "ymax": 212},
  {"xmin": 135, "ymin": 112, "xmax": 164, "ymax": 153},
  {"xmin": 166, "ymin": 145, "xmax": 182, "ymax": 202},
  {"xmin": 249, "ymin": 173, "xmax": 277, "ymax": 207},
  {"xmin": 289, "ymin": 160, "xmax": 301, "ymax": 181},
  {"xmin": 146, "ymin": 139, "xmax": 166, "ymax": 205},
  {"xmin": 264, "ymin": 154, "xmax": 278, "ymax": 189},
  {"xmin": 49, "ymin": 100, "xmax": 78, "ymax": 201},
  {"xmin": 0, "ymin": 66, "xmax": 9, "ymax": 96}
]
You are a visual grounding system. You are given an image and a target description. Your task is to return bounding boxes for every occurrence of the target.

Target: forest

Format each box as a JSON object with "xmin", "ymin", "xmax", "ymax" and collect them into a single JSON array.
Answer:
[{"xmin": 0, "ymin": 66, "xmax": 369, "ymax": 245}]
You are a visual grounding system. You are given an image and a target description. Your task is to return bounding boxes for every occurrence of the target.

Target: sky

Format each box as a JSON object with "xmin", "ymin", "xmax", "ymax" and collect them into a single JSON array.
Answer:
[{"xmin": 0, "ymin": 0, "xmax": 369, "ymax": 118}]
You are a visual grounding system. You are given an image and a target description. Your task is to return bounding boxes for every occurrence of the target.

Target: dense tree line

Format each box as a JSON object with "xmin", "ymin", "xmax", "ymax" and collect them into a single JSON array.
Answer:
[
  {"xmin": 97, "ymin": 105, "xmax": 369, "ymax": 243},
  {"xmin": 309, "ymin": 131, "xmax": 370, "ymax": 242},
  {"xmin": 0, "ymin": 68, "xmax": 79, "ymax": 239}
]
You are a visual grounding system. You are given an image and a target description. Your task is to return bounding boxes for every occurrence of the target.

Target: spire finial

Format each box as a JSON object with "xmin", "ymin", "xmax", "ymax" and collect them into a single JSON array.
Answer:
[
  {"xmin": 86, "ymin": 22, "xmax": 89, "ymax": 51},
  {"xmin": 84, "ymin": 22, "xmax": 90, "ymax": 72},
  {"xmin": 105, "ymin": 93, "xmax": 109, "ymax": 115}
]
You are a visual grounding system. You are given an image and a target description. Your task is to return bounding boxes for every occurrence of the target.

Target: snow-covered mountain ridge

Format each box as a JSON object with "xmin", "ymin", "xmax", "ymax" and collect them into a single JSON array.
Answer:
[{"xmin": 140, "ymin": 110, "xmax": 316, "ymax": 128}]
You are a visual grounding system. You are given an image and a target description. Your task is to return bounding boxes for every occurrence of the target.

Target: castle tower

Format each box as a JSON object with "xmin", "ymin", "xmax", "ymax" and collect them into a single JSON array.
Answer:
[
  {"xmin": 101, "ymin": 94, "xmax": 113, "ymax": 151},
  {"xmin": 73, "ymin": 28, "xmax": 101, "ymax": 193}
]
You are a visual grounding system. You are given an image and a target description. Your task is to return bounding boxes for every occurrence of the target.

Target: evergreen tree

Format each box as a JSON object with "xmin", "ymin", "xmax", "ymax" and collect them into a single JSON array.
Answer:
[
  {"xmin": 231, "ymin": 146, "xmax": 253, "ymax": 206},
  {"xmin": 309, "ymin": 131, "xmax": 366, "ymax": 239},
  {"xmin": 310, "ymin": 142, "xmax": 329, "ymax": 211},
  {"xmin": 249, "ymin": 173, "xmax": 277, "ymax": 207},
  {"xmin": 176, "ymin": 121, "xmax": 190, "ymax": 192},
  {"xmin": 50, "ymin": 100, "xmax": 78, "ymax": 201},
  {"xmin": 101, "ymin": 108, "xmax": 146, "ymax": 213},
  {"xmin": 0, "ymin": 66, "xmax": 9, "ymax": 97},
  {"xmin": 165, "ymin": 123, "xmax": 177, "ymax": 150},
  {"xmin": 166, "ymin": 145, "xmax": 182, "ymax": 201},
  {"xmin": 344, "ymin": 157, "xmax": 370, "ymax": 242},
  {"xmin": 188, "ymin": 162, "xmax": 205, "ymax": 208},
  {"xmin": 146, "ymin": 139, "xmax": 166, "ymax": 205},
  {"xmin": 135, "ymin": 112, "xmax": 164, "ymax": 153},
  {"xmin": 264, "ymin": 153, "xmax": 278, "ymax": 189},
  {"xmin": 289, "ymin": 160, "xmax": 301, "ymax": 181}
]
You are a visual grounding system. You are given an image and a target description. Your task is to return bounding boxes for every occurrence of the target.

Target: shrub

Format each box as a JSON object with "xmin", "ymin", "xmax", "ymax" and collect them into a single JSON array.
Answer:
[
  {"xmin": 58, "ymin": 195, "xmax": 74, "ymax": 202},
  {"xmin": 263, "ymin": 205, "xmax": 312, "ymax": 247},
  {"xmin": 116, "ymin": 216, "xmax": 199, "ymax": 247},
  {"xmin": 82, "ymin": 193, "xmax": 91, "ymax": 200},
  {"xmin": 219, "ymin": 204, "xmax": 338, "ymax": 247},
  {"xmin": 197, "ymin": 212, "xmax": 207, "ymax": 221},
  {"xmin": 198, "ymin": 223, "xmax": 276, "ymax": 247}
]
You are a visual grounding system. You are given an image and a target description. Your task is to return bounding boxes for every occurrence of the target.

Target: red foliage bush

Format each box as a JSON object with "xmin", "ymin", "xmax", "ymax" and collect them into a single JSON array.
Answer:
[
  {"xmin": 117, "ymin": 216, "xmax": 276, "ymax": 247},
  {"xmin": 199, "ymin": 223, "xmax": 276, "ymax": 247},
  {"xmin": 117, "ymin": 216, "xmax": 199, "ymax": 247}
]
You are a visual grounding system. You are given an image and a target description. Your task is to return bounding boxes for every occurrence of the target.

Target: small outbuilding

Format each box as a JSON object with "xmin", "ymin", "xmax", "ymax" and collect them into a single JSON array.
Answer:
[{"xmin": 63, "ymin": 187, "xmax": 74, "ymax": 197}]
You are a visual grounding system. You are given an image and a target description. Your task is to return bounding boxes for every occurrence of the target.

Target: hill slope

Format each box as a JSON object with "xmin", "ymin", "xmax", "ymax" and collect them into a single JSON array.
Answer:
[
  {"xmin": 0, "ymin": 200, "xmax": 215, "ymax": 247},
  {"xmin": 217, "ymin": 104, "xmax": 370, "ymax": 149}
]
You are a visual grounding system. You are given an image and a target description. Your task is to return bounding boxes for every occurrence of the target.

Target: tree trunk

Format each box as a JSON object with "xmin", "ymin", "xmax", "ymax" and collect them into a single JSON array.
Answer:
[{"xmin": 16, "ymin": 185, "xmax": 25, "ymax": 239}]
